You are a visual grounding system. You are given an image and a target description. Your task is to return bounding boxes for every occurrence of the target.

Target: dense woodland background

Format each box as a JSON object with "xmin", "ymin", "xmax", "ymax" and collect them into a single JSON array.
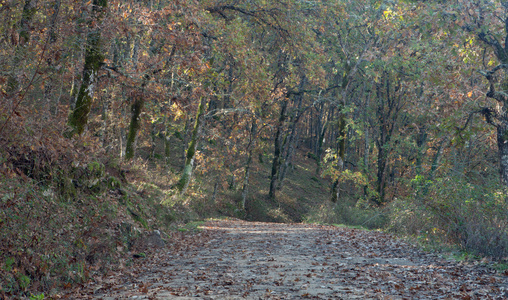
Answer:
[{"xmin": 1, "ymin": 0, "xmax": 508, "ymax": 297}]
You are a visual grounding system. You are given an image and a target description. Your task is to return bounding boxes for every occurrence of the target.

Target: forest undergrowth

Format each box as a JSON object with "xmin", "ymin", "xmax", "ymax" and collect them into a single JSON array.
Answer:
[
  {"xmin": 1, "ymin": 109, "xmax": 507, "ymax": 299},
  {"xmin": 0, "ymin": 112, "xmax": 189, "ymax": 298},
  {"xmin": 3, "ymin": 1, "xmax": 508, "ymax": 297}
]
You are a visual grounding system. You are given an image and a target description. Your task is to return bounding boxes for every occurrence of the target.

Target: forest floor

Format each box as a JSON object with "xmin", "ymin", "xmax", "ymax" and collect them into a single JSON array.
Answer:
[{"xmin": 68, "ymin": 220, "xmax": 508, "ymax": 299}]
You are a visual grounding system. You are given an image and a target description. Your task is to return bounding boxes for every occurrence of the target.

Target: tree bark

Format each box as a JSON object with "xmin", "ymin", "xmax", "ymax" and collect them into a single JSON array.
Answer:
[
  {"xmin": 269, "ymin": 100, "xmax": 288, "ymax": 199},
  {"xmin": 374, "ymin": 74, "xmax": 404, "ymax": 204},
  {"xmin": 278, "ymin": 92, "xmax": 304, "ymax": 189},
  {"xmin": 331, "ymin": 113, "xmax": 346, "ymax": 202},
  {"xmin": 67, "ymin": 0, "xmax": 107, "ymax": 136},
  {"xmin": 177, "ymin": 97, "xmax": 208, "ymax": 194},
  {"xmin": 6, "ymin": 0, "xmax": 38, "ymax": 99},
  {"xmin": 316, "ymin": 120, "xmax": 328, "ymax": 174},
  {"xmin": 125, "ymin": 93, "xmax": 144, "ymax": 160},
  {"xmin": 471, "ymin": 13, "xmax": 508, "ymax": 187},
  {"xmin": 278, "ymin": 130, "xmax": 297, "ymax": 188},
  {"xmin": 44, "ymin": 0, "xmax": 62, "ymax": 115},
  {"xmin": 125, "ymin": 63, "xmax": 149, "ymax": 160},
  {"xmin": 164, "ymin": 117, "xmax": 172, "ymax": 165},
  {"xmin": 241, "ymin": 119, "xmax": 257, "ymax": 210},
  {"xmin": 497, "ymin": 123, "xmax": 508, "ymax": 185}
]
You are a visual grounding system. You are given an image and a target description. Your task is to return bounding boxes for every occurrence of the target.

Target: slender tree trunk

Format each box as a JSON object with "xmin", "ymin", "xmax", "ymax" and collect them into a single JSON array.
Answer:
[
  {"xmin": 241, "ymin": 152, "xmax": 252, "ymax": 209},
  {"xmin": 331, "ymin": 113, "xmax": 346, "ymax": 202},
  {"xmin": 278, "ymin": 130, "xmax": 298, "ymax": 188},
  {"xmin": 101, "ymin": 95, "xmax": 109, "ymax": 149},
  {"xmin": 67, "ymin": 0, "xmax": 107, "ymax": 136},
  {"xmin": 278, "ymin": 93, "xmax": 303, "ymax": 189},
  {"xmin": 497, "ymin": 123, "xmax": 508, "ymax": 185},
  {"xmin": 164, "ymin": 117, "xmax": 172, "ymax": 165},
  {"xmin": 119, "ymin": 88, "xmax": 127, "ymax": 158},
  {"xmin": 309, "ymin": 115, "xmax": 315, "ymax": 151},
  {"xmin": 125, "ymin": 64, "xmax": 148, "ymax": 160},
  {"xmin": 182, "ymin": 116, "xmax": 191, "ymax": 162},
  {"xmin": 211, "ymin": 181, "xmax": 219, "ymax": 203},
  {"xmin": 316, "ymin": 120, "xmax": 327, "ymax": 174},
  {"xmin": 376, "ymin": 141, "xmax": 387, "ymax": 203},
  {"xmin": 6, "ymin": 0, "xmax": 38, "ymax": 99},
  {"xmin": 177, "ymin": 97, "xmax": 207, "ymax": 194},
  {"xmin": 44, "ymin": 0, "xmax": 61, "ymax": 115},
  {"xmin": 241, "ymin": 119, "xmax": 257, "ymax": 210},
  {"xmin": 415, "ymin": 128, "xmax": 427, "ymax": 176},
  {"xmin": 374, "ymin": 75, "xmax": 404, "ymax": 204},
  {"xmin": 375, "ymin": 91, "xmax": 389, "ymax": 205},
  {"xmin": 331, "ymin": 62, "xmax": 352, "ymax": 202},
  {"xmin": 125, "ymin": 93, "xmax": 144, "ymax": 160},
  {"xmin": 363, "ymin": 92, "xmax": 370, "ymax": 197},
  {"xmin": 413, "ymin": 136, "xmax": 449, "ymax": 199},
  {"xmin": 149, "ymin": 123, "xmax": 157, "ymax": 160},
  {"xmin": 269, "ymin": 100, "xmax": 288, "ymax": 199}
]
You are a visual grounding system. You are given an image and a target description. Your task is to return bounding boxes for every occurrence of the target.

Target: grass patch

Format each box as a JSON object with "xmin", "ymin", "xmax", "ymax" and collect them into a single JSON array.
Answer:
[
  {"xmin": 177, "ymin": 221, "xmax": 205, "ymax": 232},
  {"xmin": 332, "ymin": 224, "xmax": 370, "ymax": 230},
  {"xmin": 305, "ymin": 198, "xmax": 388, "ymax": 230}
]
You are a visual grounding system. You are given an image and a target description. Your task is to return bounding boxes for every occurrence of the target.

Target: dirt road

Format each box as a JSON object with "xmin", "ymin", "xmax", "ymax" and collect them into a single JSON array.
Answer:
[{"xmin": 76, "ymin": 220, "xmax": 507, "ymax": 299}]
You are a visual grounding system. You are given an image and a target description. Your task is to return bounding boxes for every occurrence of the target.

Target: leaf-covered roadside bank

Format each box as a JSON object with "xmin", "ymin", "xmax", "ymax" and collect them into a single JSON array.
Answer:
[
  {"xmin": 3, "ymin": 0, "xmax": 508, "ymax": 297},
  {"xmin": 69, "ymin": 220, "xmax": 508, "ymax": 299},
  {"xmin": 0, "ymin": 152, "xmax": 192, "ymax": 299}
]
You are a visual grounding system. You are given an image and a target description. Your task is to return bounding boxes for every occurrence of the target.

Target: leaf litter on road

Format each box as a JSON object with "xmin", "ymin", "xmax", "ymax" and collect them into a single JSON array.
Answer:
[{"xmin": 69, "ymin": 220, "xmax": 507, "ymax": 299}]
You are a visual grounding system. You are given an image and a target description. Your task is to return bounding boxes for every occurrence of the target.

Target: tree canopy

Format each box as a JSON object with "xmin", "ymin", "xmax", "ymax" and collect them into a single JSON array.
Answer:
[{"xmin": 1, "ymin": 0, "xmax": 507, "ymax": 296}]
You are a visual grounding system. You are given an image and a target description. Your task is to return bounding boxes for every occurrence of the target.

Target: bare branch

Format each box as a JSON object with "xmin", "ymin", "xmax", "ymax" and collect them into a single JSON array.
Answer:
[
  {"xmin": 478, "ymin": 64, "xmax": 508, "ymax": 78},
  {"xmin": 479, "ymin": 106, "xmax": 502, "ymax": 127}
]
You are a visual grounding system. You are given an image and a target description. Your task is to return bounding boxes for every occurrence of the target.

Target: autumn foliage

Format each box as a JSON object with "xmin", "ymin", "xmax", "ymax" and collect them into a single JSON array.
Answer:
[{"xmin": 0, "ymin": 0, "xmax": 507, "ymax": 297}]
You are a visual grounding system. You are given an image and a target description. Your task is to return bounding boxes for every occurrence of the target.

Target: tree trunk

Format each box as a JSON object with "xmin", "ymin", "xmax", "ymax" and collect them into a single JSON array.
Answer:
[
  {"xmin": 278, "ymin": 131, "xmax": 297, "ymax": 188},
  {"xmin": 44, "ymin": 0, "xmax": 61, "ymax": 115},
  {"xmin": 269, "ymin": 100, "xmax": 288, "ymax": 199},
  {"xmin": 331, "ymin": 113, "xmax": 346, "ymax": 202},
  {"xmin": 241, "ymin": 152, "xmax": 252, "ymax": 210},
  {"xmin": 316, "ymin": 120, "xmax": 327, "ymax": 174},
  {"xmin": 415, "ymin": 128, "xmax": 427, "ymax": 176},
  {"xmin": 360, "ymin": 86, "xmax": 370, "ymax": 198},
  {"xmin": 373, "ymin": 74, "xmax": 404, "ymax": 204},
  {"xmin": 67, "ymin": 0, "xmax": 107, "ymax": 136},
  {"xmin": 149, "ymin": 122, "xmax": 156, "ymax": 160},
  {"xmin": 497, "ymin": 123, "xmax": 508, "ymax": 185},
  {"xmin": 376, "ymin": 143, "xmax": 387, "ymax": 203},
  {"xmin": 125, "ymin": 69, "xmax": 148, "ymax": 161},
  {"xmin": 278, "ymin": 93, "xmax": 303, "ymax": 189},
  {"xmin": 101, "ymin": 95, "xmax": 110, "ymax": 150},
  {"xmin": 164, "ymin": 117, "xmax": 172, "ymax": 165},
  {"xmin": 211, "ymin": 181, "xmax": 219, "ymax": 204},
  {"xmin": 472, "ymin": 15, "xmax": 508, "ymax": 187},
  {"xmin": 177, "ymin": 97, "xmax": 207, "ymax": 194},
  {"xmin": 6, "ymin": 0, "xmax": 38, "ymax": 99},
  {"xmin": 331, "ymin": 61, "xmax": 352, "ymax": 202},
  {"xmin": 314, "ymin": 103, "xmax": 324, "ymax": 156},
  {"xmin": 125, "ymin": 93, "xmax": 144, "ymax": 160},
  {"xmin": 119, "ymin": 98, "xmax": 126, "ymax": 159},
  {"xmin": 241, "ymin": 119, "xmax": 257, "ymax": 210}
]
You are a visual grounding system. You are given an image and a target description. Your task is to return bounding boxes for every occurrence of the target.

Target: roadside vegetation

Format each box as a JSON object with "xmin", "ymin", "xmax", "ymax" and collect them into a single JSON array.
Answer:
[{"xmin": 1, "ymin": 0, "xmax": 507, "ymax": 298}]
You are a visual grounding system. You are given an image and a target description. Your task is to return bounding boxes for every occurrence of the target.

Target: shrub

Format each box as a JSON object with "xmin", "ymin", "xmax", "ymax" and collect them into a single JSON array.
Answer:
[
  {"xmin": 388, "ymin": 175, "xmax": 508, "ymax": 260},
  {"xmin": 306, "ymin": 197, "xmax": 388, "ymax": 230}
]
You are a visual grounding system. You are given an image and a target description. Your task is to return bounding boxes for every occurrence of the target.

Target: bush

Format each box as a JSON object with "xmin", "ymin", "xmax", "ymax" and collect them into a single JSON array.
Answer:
[
  {"xmin": 388, "ymin": 176, "xmax": 508, "ymax": 260},
  {"xmin": 306, "ymin": 197, "xmax": 388, "ymax": 230}
]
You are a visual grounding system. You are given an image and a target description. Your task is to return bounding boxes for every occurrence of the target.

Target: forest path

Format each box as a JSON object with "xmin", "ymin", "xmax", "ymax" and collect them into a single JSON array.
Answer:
[{"xmin": 79, "ymin": 220, "xmax": 507, "ymax": 299}]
